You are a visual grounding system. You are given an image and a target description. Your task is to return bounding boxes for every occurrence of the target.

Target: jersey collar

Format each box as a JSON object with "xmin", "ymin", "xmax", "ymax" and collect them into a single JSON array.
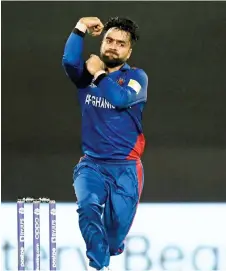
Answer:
[{"xmin": 120, "ymin": 63, "xmax": 131, "ymax": 71}]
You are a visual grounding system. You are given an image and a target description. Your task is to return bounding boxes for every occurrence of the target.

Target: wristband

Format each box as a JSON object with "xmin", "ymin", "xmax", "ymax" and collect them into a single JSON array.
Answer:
[
  {"xmin": 75, "ymin": 21, "xmax": 87, "ymax": 33},
  {"xmin": 94, "ymin": 70, "xmax": 106, "ymax": 80},
  {"xmin": 93, "ymin": 72, "xmax": 107, "ymax": 86}
]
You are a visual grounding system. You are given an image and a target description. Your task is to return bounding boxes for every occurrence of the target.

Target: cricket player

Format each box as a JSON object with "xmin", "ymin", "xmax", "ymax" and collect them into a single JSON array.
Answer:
[{"xmin": 62, "ymin": 16, "xmax": 148, "ymax": 271}]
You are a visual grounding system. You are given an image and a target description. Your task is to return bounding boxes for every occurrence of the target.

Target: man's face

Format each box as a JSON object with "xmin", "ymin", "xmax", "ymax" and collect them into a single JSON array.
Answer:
[{"xmin": 100, "ymin": 28, "xmax": 132, "ymax": 68}]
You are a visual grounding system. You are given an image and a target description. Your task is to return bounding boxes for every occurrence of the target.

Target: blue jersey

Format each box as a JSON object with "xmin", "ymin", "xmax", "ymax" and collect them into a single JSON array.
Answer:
[{"xmin": 62, "ymin": 29, "xmax": 148, "ymax": 160}]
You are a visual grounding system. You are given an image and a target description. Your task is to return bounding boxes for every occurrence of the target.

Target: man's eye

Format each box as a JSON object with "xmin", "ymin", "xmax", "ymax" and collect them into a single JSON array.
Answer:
[{"xmin": 106, "ymin": 39, "xmax": 111, "ymax": 44}]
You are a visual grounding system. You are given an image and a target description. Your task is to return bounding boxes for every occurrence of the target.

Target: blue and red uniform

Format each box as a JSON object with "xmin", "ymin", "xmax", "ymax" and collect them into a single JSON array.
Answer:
[{"xmin": 62, "ymin": 27, "xmax": 148, "ymax": 270}]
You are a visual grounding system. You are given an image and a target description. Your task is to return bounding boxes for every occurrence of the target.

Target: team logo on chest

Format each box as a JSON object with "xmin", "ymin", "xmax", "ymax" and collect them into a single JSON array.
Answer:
[{"xmin": 117, "ymin": 77, "xmax": 125, "ymax": 86}]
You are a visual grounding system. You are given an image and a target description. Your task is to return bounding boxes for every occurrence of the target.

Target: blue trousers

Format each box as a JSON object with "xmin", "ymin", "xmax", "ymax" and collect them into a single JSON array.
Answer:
[{"xmin": 73, "ymin": 156, "xmax": 144, "ymax": 270}]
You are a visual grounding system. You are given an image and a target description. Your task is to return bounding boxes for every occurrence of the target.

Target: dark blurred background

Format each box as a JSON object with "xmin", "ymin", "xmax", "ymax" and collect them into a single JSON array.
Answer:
[{"xmin": 2, "ymin": 1, "xmax": 226, "ymax": 202}]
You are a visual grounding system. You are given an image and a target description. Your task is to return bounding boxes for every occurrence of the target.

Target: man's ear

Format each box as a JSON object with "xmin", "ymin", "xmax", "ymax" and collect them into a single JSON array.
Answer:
[{"xmin": 127, "ymin": 48, "xmax": 132, "ymax": 60}]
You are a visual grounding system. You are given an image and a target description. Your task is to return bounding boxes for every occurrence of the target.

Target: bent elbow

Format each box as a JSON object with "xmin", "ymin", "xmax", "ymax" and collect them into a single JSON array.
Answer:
[
  {"xmin": 62, "ymin": 53, "xmax": 81, "ymax": 68},
  {"xmin": 111, "ymin": 97, "xmax": 128, "ymax": 108},
  {"xmin": 62, "ymin": 57, "xmax": 67, "ymax": 68}
]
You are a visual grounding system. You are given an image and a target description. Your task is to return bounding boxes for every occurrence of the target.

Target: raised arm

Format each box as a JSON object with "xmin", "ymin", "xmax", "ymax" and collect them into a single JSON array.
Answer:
[
  {"xmin": 85, "ymin": 54, "xmax": 148, "ymax": 108},
  {"xmin": 94, "ymin": 68, "xmax": 148, "ymax": 108},
  {"xmin": 62, "ymin": 17, "xmax": 104, "ymax": 88}
]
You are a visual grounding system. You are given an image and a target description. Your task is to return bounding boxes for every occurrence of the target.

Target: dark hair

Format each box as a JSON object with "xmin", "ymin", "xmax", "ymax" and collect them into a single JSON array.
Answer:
[{"xmin": 103, "ymin": 16, "xmax": 140, "ymax": 45}]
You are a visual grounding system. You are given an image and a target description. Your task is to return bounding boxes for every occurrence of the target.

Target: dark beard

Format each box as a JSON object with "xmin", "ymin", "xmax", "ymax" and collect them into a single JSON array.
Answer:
[{"xmin": 101, "ymin": 54, "xmax": 125, "ymax": 68}]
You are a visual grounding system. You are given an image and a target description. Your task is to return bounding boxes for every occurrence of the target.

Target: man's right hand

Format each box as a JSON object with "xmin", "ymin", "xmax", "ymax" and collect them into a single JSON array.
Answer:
[{"xmin": 79, "ymin": 17, "xmax": 104, "ymax": 36}]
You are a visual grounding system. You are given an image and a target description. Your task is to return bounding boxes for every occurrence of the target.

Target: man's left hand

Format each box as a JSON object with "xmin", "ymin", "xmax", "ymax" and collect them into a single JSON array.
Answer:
[{"xmin": 86, "ymin": 55, "xmax": 105, "ymax": 75}]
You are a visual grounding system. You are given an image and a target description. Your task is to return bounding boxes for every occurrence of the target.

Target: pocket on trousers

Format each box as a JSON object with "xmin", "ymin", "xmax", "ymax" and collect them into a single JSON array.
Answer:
[
  {"xmin": 72, "ymin": 160, "xmax": 100, "ymax": 182},
  {"xmin": 115, "ymin": 167, "xmax": 139, "ymax": 201}
]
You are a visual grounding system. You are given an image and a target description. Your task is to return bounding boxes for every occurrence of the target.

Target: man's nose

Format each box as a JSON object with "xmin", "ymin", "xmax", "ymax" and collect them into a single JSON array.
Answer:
[{"xmin": 109, "ymin": 41, "xmax": 117, "ymax": 50}]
